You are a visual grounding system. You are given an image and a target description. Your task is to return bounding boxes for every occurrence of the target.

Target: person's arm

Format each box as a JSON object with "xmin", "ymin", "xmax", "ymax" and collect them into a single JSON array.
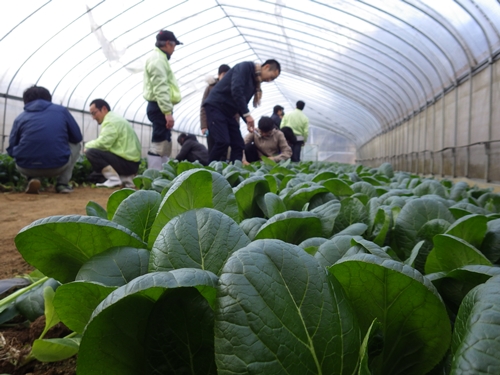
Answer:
[
  {"xmin": 85, "ymin": 122, "xmax": 118, "ymax": 151},
  {"xmin": 270, "ymin": 132, "xmax": 292, "ymax": 162},
  {"xmin": 302, "ymin": 116, "xmax": 309, "ymax": 143},
  {"xmin": 200, "ymin": 85, "xmax": 211, "ymax": 134},
  {"xmin": 147, "ymin": 58, "xmax": 173, "ymax": 115},
  {"xmin": 65, "ymin": 109, "xmax": 83, "ymax": 143},
  {"xmin": 175, "ymin": 140, "xmax": 193, "ymax": 161},
  {"xmin": 231, "ymin": 62, "xmax": 255, "ymax": 131},
  {"xmin": 280, "ymin": 114, "xmax": 289, "ymax": 128}
]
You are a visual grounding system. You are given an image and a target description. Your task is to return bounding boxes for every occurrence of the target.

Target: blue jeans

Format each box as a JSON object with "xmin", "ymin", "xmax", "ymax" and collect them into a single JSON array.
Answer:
[{"xmin": 204, "ymin": 105, "xmax": 244, "ymax": 162}]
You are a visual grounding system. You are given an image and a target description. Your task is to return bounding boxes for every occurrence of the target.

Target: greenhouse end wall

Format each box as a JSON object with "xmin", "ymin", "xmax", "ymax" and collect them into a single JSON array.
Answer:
[{"xmin": 358, "ymin": 57, "xmax": 500, "ymax": 183}]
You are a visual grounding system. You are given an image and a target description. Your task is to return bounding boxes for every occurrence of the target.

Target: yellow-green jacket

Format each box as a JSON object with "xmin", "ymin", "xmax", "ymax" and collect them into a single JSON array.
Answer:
[
  {"xmin": 281, "ymin": 109, "xmax": 309, "ymax": 143},
  {"xmin": 85, "ymin": 111, "xmax": 141, "ymax": 162},
  {"xmin": 143, "ymin": 48, "xmax": 181, "ymax": 114}
]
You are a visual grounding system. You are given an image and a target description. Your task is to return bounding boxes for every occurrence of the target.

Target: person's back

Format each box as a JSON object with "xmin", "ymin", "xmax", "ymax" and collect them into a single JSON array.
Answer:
[
  {"xmin": 8, "ymin": 99, "xmax": 82, "ymax": 169},
  {"xmin": 176, "ymin": 133, "xmax": 209, "ymax": 166},
  {"xmin": 280, "ymin": 100, "xmax": 308, "ymax": 162}
]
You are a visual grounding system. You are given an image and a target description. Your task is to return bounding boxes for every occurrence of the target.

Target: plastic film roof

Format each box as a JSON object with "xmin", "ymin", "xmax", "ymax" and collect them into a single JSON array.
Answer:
[{"xmin": 2, "ymin": 0, "xmax": 500, "ymax": 149}]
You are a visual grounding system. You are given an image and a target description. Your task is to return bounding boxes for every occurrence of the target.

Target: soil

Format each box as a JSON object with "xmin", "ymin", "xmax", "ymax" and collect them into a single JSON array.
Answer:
[{"xmin": 0, "ymin": 186, "xmax": 119, "ymax": 375}]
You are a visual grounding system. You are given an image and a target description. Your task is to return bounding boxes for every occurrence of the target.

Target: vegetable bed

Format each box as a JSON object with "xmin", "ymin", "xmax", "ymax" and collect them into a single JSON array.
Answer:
[{"xmin": 3, "ymin": 159, "xmax": 500, "ymax": 374}]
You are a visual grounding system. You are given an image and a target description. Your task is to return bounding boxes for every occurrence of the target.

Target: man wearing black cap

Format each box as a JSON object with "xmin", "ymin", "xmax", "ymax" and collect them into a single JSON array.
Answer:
[
  {"xmin": 200, "ymin": 64, "xmax": 231, "ymax": 157},
  {"xmin": 143, "ymin": 30, "xmax": 183, "ymax": 170},
  {"xmin": 271, "ymin": 105, "xmax": 284, "ymax": 128}
]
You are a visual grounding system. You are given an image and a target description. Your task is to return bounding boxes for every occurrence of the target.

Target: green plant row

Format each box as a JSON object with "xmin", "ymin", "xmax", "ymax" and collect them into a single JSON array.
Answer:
[{"xmin": 2, "ymin": 158, "xmax": 500, "ymax": 374}]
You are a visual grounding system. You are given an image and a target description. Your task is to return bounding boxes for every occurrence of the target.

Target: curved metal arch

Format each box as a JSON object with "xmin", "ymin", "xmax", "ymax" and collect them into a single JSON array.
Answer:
[
  {"xmin": 1, "ymin": 1, "xmax": 105, "ymax": 151},
  {"xmin": 301, "ymin": 0, "xmax": 447, "ymax": 89},
  {"xmin": 405, "ymin": 0, "xmax": 476, "ymax": 68},
  {"xmin": 248, "ymin": 43, "xmax": 399, "ymax": 126},
  {"xmin": 356, "ymin": 0, "xmax": 459, "ymax": 80},
  {"xmin": 219, "ymin": 3, "xmax": 433, "ymax": 107},
  {"xmin": 455, "ymin": 0, "xmax": 494, "ymax": 57},
  {"xmin": 0, "ymin": 0, "xmax": 51, "ymax": 42},
  {"xmin": 34, "ymin": 0, "xmax": 146, "ymax": 87},
  {"xmin": 52, "ymin": 17, "xmax": 233, "ymax": 99},
  {"xmin": 468, "ymin": 0, "xmax": 500, "ymax": 41},
  {"xmin": 225, "ymin": 20, "xmax": 418, "ymax": 114},
  {"xmin": 233, "ymin": 26, "xmax": 415, "ymax": 117}
]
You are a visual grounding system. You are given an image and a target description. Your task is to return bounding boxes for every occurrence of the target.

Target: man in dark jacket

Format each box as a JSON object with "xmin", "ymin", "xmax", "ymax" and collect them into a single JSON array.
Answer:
[
  {"xmin": 270, "ymin": 105, "xmax": 284, "ymax": 128},
  {"xmin": 175, "ymin": 133, "xmax": 209, "ymax": 166},
  {"xmin": 202, "ymin": 59, "xmax": 281, "ymax": 163},
  {"xmin": 7, "ymin": 86, "xmax": 83, "ymax": 194}
]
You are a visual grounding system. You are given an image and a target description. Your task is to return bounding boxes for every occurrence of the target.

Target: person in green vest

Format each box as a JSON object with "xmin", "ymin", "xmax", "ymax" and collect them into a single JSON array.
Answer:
[
  {"xmin": 85, "ymin": 99, "xmax": 142, "ymax": 188},
  {"xmin": 280, "ymin": 100, "xmax": 309, "ymax": 162},
  {"xmin": 143, "ymin": 30, "xmax": 182, "ymax": 169}
]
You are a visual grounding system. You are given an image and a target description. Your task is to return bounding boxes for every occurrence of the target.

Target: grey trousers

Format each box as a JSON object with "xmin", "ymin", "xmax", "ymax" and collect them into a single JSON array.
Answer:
[{"xmin": 16, "ymin": 143, "xmax": 82, "ymax": 186}]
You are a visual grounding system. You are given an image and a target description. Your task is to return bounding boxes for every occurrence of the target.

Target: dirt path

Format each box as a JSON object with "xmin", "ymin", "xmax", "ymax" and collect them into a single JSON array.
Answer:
[{"xmin": 0, "ymin": 186, "xmax": 117, "ymax": 279}]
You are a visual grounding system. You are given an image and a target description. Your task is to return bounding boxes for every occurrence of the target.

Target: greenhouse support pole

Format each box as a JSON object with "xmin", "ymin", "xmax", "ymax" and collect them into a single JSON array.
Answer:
[
  {"xmin": 441, "ymin": 90, "xmax": 446, "ymax": 177},
  {"xmin": 431, "ymin": 99, "xmax": 436, "ymax": 175},
  {"xmin": 486, "ymin": 58, "xmax": 494, "ymax": 182},
  {"xmin": 423, "ymin": 104, "xmax": 428, "ymax": 175},
  {"xmin": 453, "ymin": 83, "xmax": 458, "ymax": 178},
  {"xmin": 466, "ymin": 69, "xmax": 473, "ymax": 178}
]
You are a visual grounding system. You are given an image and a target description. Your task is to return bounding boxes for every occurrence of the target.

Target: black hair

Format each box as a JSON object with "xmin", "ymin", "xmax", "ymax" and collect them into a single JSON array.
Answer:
[
  {"xmin": 23, "ymin": 86, "xmax": 52, "ymax": 104},
  {"xmin": 273, "ymin": 105, "xmax": 284, "ymax": 114},
  {"xmin": 296, "ymin": 100, "xmax": 305, "ymax": 110},
  {"xmin": 177, "ymin": 133, "xmax": 188, "ymax": 145},
  {"xmin": 218, "ymin": 64, "xmax": 230, "ymax": 75},
  {"xmin": 258, "ymin": 117, "xmax": 275, "ymax": 132},
  {"xmin": 281, "ymin": 126, "xmax": 297, "ymax": 144},
  {"xmin": 90, "ymin": 99, "xmax": 111, "ymax": 112},
  {"xmin": 262, "ymin": 59, "xmax": 281, "ymax": 72}
]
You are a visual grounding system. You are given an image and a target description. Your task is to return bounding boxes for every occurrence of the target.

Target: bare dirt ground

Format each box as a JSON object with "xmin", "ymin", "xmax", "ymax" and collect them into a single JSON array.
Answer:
[{"xmin": 0, "ymin": 186, "xmax": 118, "ymax": 375}]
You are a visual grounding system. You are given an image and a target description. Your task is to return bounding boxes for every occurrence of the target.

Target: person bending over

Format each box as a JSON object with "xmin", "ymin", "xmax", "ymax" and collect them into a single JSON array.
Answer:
[
  {"xmin": 244, "ymin": 116, "xmax": 292, "ymax": 163},
  {"xmin": 85, "ymin": 99, "xmax": 142, "ymax": 188},
  {"xmin": 175, "ymin": 133, "xmax": 209, "ymax": 166}
]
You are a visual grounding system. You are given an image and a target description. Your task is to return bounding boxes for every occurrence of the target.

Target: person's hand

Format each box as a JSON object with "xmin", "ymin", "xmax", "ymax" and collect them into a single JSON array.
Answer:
[
  {"xmin": 245, "ymin": 115, "xmax": 255, "ymax": 132},
  {"xmin": 165, "ymin": 114, "xmax": 175, "ymax": 129},
  {"xmin": 242, "ymin": 160, "xmax": 250, "ymax": 165},
  {"xmin": 201, "ymin": 127, "xmax": 208, "ymax": 135}
]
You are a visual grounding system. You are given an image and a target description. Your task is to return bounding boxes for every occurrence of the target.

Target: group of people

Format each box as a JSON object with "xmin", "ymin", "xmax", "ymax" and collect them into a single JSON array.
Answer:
[{"xmin": 7, "ymin": 29, "xmax": 309, "ymax": 194}]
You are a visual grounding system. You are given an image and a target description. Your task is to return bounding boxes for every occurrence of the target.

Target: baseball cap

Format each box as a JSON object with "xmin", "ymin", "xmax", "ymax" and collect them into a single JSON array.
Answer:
[{"xmin": 156, "ymin": 30, "xmax": 183, "ymax": 45}]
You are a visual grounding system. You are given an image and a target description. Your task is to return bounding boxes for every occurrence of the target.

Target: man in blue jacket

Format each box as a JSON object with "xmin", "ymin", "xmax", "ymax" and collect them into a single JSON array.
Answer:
[
  {"xmin": 7, "ymin": 86, "xmax": 83, "ymax": 194},
  {"xmin": 202, "ymin": 59, "xmax": 281, "ymax": 163}
]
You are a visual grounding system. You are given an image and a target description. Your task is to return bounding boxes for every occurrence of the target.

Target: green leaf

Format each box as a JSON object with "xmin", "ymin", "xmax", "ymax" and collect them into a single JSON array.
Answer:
[
  {"xmin": 378, "ymin": 163, "xmax": 394, "ymax": 178},
  {"xmin": 351, "ymin": 181, "xmax": 377, "ymax": 198},
  {"xmin": 315, "ymin": 235, "xmax": 361, "ymax": 267},
  {"xmin": 312, "ymin": 171, "xmax": 338, "ymax": 182},
  {"xmin": 310, "ymin": 199, "xmax": 341, "ymax": 238},
  {"xmin": 358, "ymin": 319, "xmax": 383, "ymax": 375},
  {"xmin": 350, "ymin": 238, "xmax": 392, "ymax": 259},
  {"xmin": 449, "ymin": 202, "xmax": 487, "ymax": 219},
  {"xmin": 480, "ymin": 218, "xmax": 500, "ymax": 263},
  {"xmin": 283, "ymin": 185, "xmax": 330, "ymax": 211},
  {"xmin": 445, "ymin": 214, "xmax": 487, "ymax": 249},
  {"xmin": 148, "ymin": 169, "xmax": 239, "ymax": 248},
  {"xmin": 333, "ymin": 197, "xmax": 369, "ymax": 233},
  {"xmin": 334, "ymin": 223, "xmax": 368, "ymax": 237},
  {"xmin": 298, "ymin": 237, "xmax": 329, "ymax": 255},
  {"xmin": 54, "ymin": 281, "xmax": 115, "ymax": 333},
  {"xmin": 15, "ymin": 216, "xmax": 146, "ymax": 283},
  {"xmin": 425, "ymin": 234, "xmax": 492, "ymax": 274},
  {"xmin": 31, "ymin": 337, "xmax": 80, "ymax": 362},
  {"xmin": 413, "ymin": 180, "xmax": 447, "ymax": 198},
  {"xmin": 239, "ymin": 217, "xmax": 267, "ymax": 240},
  {"xmin": 215, "ymin": 239, "xmax": 361, "ymax": 375},
  {"xmin": 321, "ymin": 178, "xmax": 354, "ymax": 196},
  {"xmin": 40, "ymin": 286, "xmax": 60, "ymax": 339},
  {"xmin": 76, "ymin": 247, "xmax": 150, "ymax": 286},
  {"xmin": 106, "ymin": 188, "xmax": 136, "ymax": 220},
  {"xmin": 394, "ymin": 198, "xmax": 455, "ymax": 258},
  {"xmin": 149, "ymin": 208, "xmax": 250, "ymax": 276},
  {"xmin": 262, "ymin": 192, "xmax": 287, "ymax": 218},
  {"xmin": 112, "ymin": 190, "xmax": 162, "ymax": 242},
  {"xmin": 330, "ymin": 254, "xmax": 451, "ymax": 375},
  {"xmin": 450, "ymin": 275, "xmax": 500, "ymax": 374},
  {"xmin": 233, "ymin": 175, "xmax": 270, "ymax": 219},
  {"xmin": 85, "ymin": 201, "xmax": 107, "ymax": 219},
  {"xmin": 77, "ymin": 269, "xmax": 218, "ymax": 375},
  {"xmin": 254, "ymin": 211, "xmax": 324, "ymax": 244}
]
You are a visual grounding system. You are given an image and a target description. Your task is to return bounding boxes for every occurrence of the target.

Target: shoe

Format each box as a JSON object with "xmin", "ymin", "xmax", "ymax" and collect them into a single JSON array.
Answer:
[
  {"xmin": 25, "ymin": 179, "xmax": 41, "ymax": 194},
  {"xmin": 56, "ymin": 184, "xmax": 73, "ymax": 194},
  {"xmin": 120, "ymin": 175, "xmax": 136, "ymax": 188},
  {"xmin": 96, "ymin": 166, "xmax": 122, "ymax": 188}
]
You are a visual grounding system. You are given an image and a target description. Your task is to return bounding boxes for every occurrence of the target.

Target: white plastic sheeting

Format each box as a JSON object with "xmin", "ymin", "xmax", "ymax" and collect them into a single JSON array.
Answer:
[{"xmin": 1, "ymin": 0, "xmax": 500, "ymax": 158}]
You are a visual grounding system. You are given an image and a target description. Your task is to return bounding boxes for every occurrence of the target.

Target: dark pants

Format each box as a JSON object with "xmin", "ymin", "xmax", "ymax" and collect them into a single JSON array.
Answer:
[
  {"xmin": 147, "ymin": 101, "xmax": 171, "ymax": 142},
  {"xmin": 245, "ymin": 143, "xmax": 260, "ymax": 163},
  {"xmin": 291, "ymin": 141, "xmax": 304, "ymax": 162},
  {"xmin": 205, "ymin": 105, "xmax": 244, "ymax": 162},
  {"xmin": 86, "ymin": 148, "xmax": 140, "ymax": 176}
]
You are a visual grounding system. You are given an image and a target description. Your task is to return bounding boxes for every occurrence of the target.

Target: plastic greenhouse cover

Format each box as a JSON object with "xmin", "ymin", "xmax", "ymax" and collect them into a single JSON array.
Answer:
[{"xmin": 1, "ymin": 0, "xmax": 499, "ymax": 152}]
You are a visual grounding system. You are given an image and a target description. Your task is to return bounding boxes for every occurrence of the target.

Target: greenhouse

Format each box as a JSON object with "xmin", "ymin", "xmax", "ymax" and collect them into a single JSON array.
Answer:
[{"xmin": 2, "ymin": 1, "xmax": 500, "ymax": 374}]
